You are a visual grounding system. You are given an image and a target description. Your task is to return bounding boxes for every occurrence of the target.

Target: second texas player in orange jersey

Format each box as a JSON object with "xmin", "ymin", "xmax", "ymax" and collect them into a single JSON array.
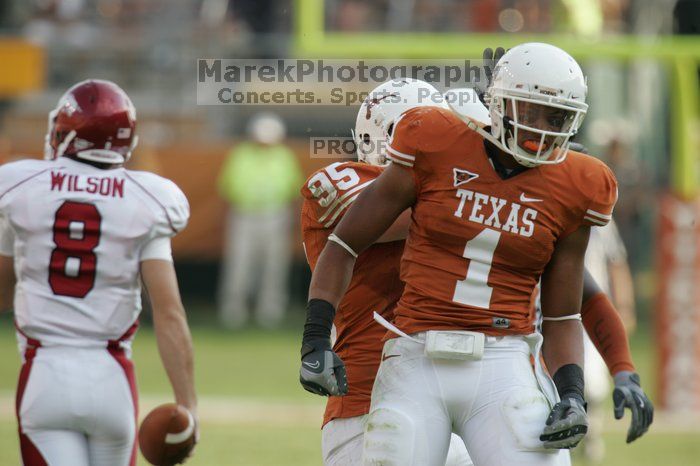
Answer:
[
  {"xmin": 300, "ymin": 79, "xmax": 440, "ymax": 466},
  {"xmin": 301, "ymin": 161, "xmax": 406, "ymax": 427},
  {"xmin": 301, "ymin": 43, "xmax": 611, "ymax": 466}
]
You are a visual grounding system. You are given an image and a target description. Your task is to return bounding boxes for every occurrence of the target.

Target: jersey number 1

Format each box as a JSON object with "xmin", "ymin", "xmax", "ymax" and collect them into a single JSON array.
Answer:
[
  {"xmin": 49, "ymin": 201, "xmax": 102, "ymax": 298},
  {"xmin": 452, "ymin": 228, "xmax": 501, "ymax": 308}
]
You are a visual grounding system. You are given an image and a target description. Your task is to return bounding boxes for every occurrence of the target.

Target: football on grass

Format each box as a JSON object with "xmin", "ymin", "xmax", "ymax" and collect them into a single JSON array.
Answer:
[{"xmin": 139, "ymin": 403, "xmax": 196, "ymax": 465}]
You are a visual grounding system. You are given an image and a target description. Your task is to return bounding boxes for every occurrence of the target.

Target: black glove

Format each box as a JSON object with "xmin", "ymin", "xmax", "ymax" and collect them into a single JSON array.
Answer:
[
  {"xmin": 299, "ymin": 339, "xmax": 348, "ymax": 396},
  {"xmin": 540, "ymin": 394, "xmax": 589, "ymax": 449},
  {"xmin": 299, "ymin": 299, "xmax": 347, "ymax": 396},
  {"xmin": 613, "ymin": 371, "xmax": 654, "ymax": 443},
  {"xmin": 477, "ymin": 47, "xmax": 507, "ymax": 104}
]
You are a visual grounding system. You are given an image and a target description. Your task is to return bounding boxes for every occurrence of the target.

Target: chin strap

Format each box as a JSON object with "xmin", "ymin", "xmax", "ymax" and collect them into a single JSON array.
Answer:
[
  {"xmin": 465, "ymin": 119, "xmax": 497, "ymax": 143},
  {"xmin": 447, "ymin": 96, "xmax": 509, "ymax": 155},
  {"xmin": 461, "ymin": 116, "xmax": 522, "ymax": 162}
]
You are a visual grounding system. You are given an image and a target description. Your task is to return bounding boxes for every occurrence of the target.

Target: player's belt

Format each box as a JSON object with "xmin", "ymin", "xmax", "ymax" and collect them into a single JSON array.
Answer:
[{"xmin": 373, "ymin": 312, "xmax": 485, "ymax": 361}]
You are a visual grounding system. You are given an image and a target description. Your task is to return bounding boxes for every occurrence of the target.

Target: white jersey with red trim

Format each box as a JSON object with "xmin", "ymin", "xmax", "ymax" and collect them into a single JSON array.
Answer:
[{"xmin": 0, "ymin": 157, "xmax": 188, "ymax": 347}]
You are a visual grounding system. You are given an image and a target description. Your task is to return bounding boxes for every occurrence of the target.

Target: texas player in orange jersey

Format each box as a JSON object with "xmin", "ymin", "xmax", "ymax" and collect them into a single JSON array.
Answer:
[
  {"xmin": 301, "ymin": 79, "xmax": 651, "ymax": 465},
  {"xmin": 301, "ymin": 43, "xmax": 613, "ymax": 466},
  {"xmin": 302, "ymin": 168, "xmax": 650, "ymax": 466},
  {"xmin": 448, "ymin": 84, "xmax": 653, "ymax": 447}
]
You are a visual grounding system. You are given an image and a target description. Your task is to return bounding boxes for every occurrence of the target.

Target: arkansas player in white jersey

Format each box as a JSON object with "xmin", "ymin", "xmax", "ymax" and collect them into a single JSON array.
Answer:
[{"xmin": 0, "ymin": 80, "xmax": 197, "ymax": 466}]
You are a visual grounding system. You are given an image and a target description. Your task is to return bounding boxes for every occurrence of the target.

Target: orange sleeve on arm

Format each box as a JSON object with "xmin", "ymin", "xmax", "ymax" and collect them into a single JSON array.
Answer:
[{"xmin": 581, "ymin": 292, "xmax": 635, "ymax": 375}]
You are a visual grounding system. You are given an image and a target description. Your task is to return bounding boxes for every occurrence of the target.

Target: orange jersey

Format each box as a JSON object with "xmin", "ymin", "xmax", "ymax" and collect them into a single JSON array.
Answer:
[
  {"xmin": 386, "ymin": 106, "xmax": 617, "ymax": 336},
  {"xmin": 300, "ymin": 161, "xmax": 404, "ymax": 426}
]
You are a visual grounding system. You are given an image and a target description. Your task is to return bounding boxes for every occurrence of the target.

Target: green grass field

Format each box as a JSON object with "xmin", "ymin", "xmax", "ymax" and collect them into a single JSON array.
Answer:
[{"xmin": 0, "ymin": 312, "xmax": 698, "ymax": 466}]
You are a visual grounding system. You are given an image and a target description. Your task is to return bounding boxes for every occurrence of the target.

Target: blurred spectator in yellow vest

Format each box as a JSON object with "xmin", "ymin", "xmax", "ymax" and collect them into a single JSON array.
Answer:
[{"xmin": 217, "ymin": 113, "xmax": 303, "ymax": 329}]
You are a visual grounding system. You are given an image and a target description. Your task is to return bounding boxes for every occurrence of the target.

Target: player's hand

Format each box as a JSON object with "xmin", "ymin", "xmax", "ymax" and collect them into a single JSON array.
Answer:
[
  {"xmin": 613, "ymin": 371, "xmax": 654, "ymax": 443},
  {"xmin": 540, "ymin": 394, "xmax": 588, "ymax": 449},
  {"xmin": 192, "ymin": 413, "xmax": 200, "ymax": 445},
  {"xmin": 478, "ymin": 46, "xmax": 507, "ymax": 103},
  {"xmin": 299, "ymin": 339, "xmax": 348, "ymax": 397},
  {"xmin": 184, "ymin": 406, "xmax": 200, "ymax": 444},
  {"xmin": 178, "ymin": 406, "xmax": 198, "ymax": 463},
  {"xmin": 483, "ymin": 46, "xmax": 506, "ymax": 84}
]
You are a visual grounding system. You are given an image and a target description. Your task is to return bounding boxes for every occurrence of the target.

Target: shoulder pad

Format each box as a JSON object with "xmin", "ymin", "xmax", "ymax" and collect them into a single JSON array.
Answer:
[
  {"xmin": 301, "ymin": 161, "xmax": 382, "ymax": 228},
  {"xmin": 387, "ymin": 106, "xmax": 464, "ymax": 167},
  {"xmin": 566, "ymin": 152, "xmax": 618, "ymax": 227},
  {"xmin": 0, "ymin": 159, "xmax": 52, "ymax": 201},
  {"xmin": 125, "ymin": 170, "xmax": 190, "ymax": 235}
]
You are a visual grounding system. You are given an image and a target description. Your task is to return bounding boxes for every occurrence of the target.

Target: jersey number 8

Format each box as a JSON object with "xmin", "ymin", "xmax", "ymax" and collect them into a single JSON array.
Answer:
[{"xmin": 49, "ymin": 201, "xmax": 102, "ymax": 298}]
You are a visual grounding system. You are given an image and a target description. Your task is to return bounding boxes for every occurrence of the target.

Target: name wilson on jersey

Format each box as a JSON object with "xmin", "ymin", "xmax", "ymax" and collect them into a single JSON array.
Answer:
[
  {"xmin": 453, "ymin": 188, "xmax": 537, "ymax": 238},
  {"xmin": 50, "ymin": 171, "xmax": 125, "ymax": 198}
]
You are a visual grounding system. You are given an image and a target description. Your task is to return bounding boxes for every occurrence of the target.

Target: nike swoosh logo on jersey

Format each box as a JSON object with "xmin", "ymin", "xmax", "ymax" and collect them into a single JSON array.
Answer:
[
  {"xmin": 303, "ymin": 361, "xmax": 321, "ymax": 369},
  {"xmin": 382, "ymin": 354, "xmax": 400, "ymax": 361},
  {"xmin": 519, "ymin": 193, "xmax": 543, "ymax": 203}
]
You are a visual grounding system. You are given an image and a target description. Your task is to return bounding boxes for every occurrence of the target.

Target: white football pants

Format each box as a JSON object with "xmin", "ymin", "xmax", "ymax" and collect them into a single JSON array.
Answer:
[
  {"xmin": 16, "ymin": 344, "xmax": 137, "ymax": 466},
  {"xmin": 362, "ymin": 333, "xmax": 571, "ymax": 466},
  {"xmin": 322, "ymin": 415, "xmax": 473, "ymax": 466}
]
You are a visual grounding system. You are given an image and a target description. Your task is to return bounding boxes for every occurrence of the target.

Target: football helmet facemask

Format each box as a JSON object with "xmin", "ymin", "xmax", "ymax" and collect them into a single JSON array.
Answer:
[{"xmin": 482, "ymin": 42, "xmax": 588, "ymax": 167}]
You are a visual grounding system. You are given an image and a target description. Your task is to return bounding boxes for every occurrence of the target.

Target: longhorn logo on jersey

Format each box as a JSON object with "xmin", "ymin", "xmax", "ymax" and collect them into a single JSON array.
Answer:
[{"xmin": 453, "ymin": 168, "xmax": 479, "ymax": 187}]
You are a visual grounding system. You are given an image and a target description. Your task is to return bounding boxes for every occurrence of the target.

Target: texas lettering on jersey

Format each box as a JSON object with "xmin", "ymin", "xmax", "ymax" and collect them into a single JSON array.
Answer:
[
  {"xmin": 301, "ymin": 161, "xmax": 404, "ymax": 426},
  {"xmin": 453, "ymin": 188, "xmax": 537, "ymax": 238},
  {"xmin": 386, "ymin": 106, "xmax": 617, "ymax": 336}
]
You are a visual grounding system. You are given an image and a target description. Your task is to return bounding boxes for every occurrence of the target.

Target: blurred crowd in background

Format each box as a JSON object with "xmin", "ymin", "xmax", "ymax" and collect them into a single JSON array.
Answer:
[
  {"xmin": 0, "ymin": 0, "xmax": 679, "ymax": 37},
  {"xmin": 0, "ymin": 0, "xmax": 697, "ymax": 328},
  {"xmin": 0, "ymin": 0, "xmax": 681, "ymax": 90}
]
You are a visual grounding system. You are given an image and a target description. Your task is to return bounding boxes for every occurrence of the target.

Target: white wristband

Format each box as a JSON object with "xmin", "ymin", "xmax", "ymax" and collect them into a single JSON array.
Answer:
[
  {"xmin": 328, "ymin": 233, "xmax": 358, "ymax": 259},
  {"xmin": 542, "ymin": 313, "xmax": 582, "ymax": 322}
]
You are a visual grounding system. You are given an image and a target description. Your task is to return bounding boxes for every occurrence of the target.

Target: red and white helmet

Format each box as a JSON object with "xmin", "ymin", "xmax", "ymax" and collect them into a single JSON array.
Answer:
[
  {"xmin": 353, "ymin": 78, "xmax": 447, "ymax": 166},
  {"xmin": 483, "ymin": 43, "xmax": 588, "ymax": 167},
  {"xmin": 45, "ymin": 79, "xmax": 138, "ymax": 164}
]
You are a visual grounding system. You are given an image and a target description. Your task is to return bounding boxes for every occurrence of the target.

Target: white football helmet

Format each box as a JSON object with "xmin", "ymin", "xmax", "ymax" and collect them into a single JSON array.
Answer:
[
  {"xmin": 444, "ymin": 88, "xmax": 491, "ymax": 126},
  {"xmin": 483, "ymin": 42, "xmax": 588, "ymax": 167},
  {"xmin": 353, "ymin": 78, "xmax": 448, "ymax": 166}
]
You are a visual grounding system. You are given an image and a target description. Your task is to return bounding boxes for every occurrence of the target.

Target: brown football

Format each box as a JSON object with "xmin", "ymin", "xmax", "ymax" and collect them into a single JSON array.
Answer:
[{"xmin": 139, "ymin": 403, "xmax": 196, "ymax": 466}]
